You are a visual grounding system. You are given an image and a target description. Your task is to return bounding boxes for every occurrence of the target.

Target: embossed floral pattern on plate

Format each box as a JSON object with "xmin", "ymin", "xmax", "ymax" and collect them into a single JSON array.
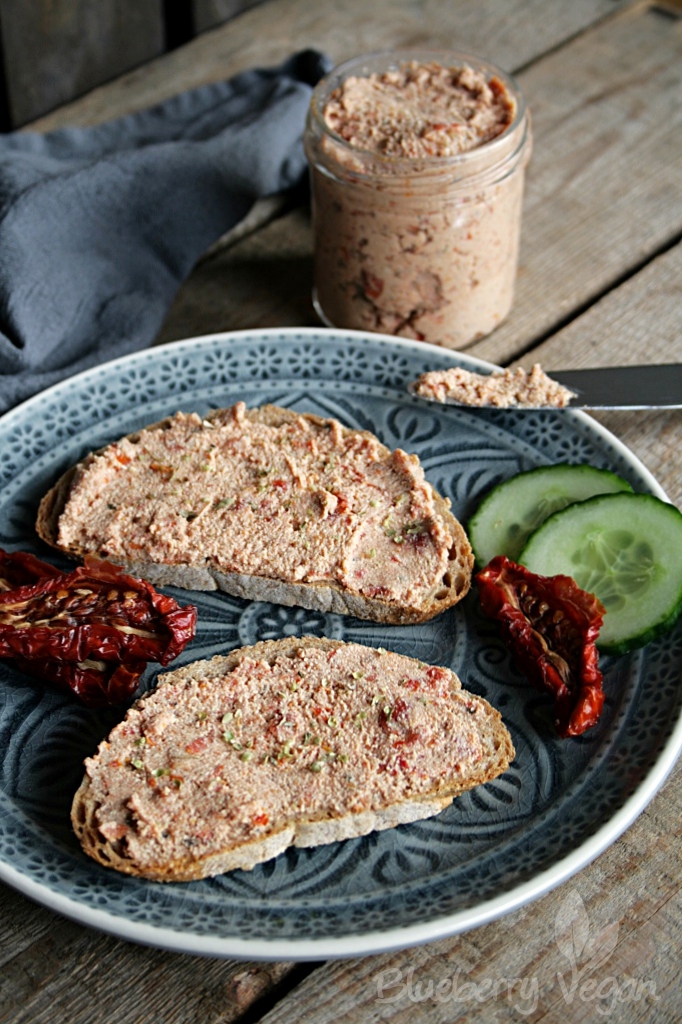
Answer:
[{"xmin": 0, "ymin": 328, "xmax": 680, "ymax": 960}]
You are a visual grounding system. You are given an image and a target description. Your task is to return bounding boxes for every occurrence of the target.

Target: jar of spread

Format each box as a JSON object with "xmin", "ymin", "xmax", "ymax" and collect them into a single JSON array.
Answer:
[{"xmin": 304, "ymin": 50, "xmax": 531, "ymax": 347}]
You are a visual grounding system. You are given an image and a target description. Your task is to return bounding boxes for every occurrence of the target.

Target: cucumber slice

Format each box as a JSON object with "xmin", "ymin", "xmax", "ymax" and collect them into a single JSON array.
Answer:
[
  {"xmin": 519, "ymin": 492, "xmax": 682, "ymax": 654},
  {"xmin": 468, "ymin": 464, "xmax": 632, "ymax": 566}
]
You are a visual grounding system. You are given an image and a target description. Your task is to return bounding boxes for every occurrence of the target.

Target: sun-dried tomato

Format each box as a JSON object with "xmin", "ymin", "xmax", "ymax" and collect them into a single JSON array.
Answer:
[
  {"xmin": 0, "ymin": 549, "xmax": 149, "ymax": 705},
  {"xmin": 0, "ymin": 548, "xmax": 61, "ymax": 590},
  {"xmin": 0, "ymin": 555, "xmax": 196, "ymax": 665},
  {"xmin": 361, "ymin": 269, "xmax": 384, "ymax": 301},
  {"xmin": 11, "ymin": 655, "xmax": 147, "ymax": 708},
  {"xmin": 0, "ymin": 550, "xmax": 196, "ymax": 707},
  {"xmin": 476, "ymin": 555, "xmax": 605, "ymax": 737}
]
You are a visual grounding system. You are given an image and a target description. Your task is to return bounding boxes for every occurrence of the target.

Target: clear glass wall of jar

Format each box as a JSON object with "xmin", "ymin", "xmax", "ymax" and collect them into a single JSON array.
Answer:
[{"xmin": 304, "ymin": 51, "xmax": 532, "ymax": 348}]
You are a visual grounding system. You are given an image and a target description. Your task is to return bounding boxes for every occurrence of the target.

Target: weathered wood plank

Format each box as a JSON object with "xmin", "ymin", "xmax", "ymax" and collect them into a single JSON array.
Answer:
[
  {"xmin": 0, "ymin": 0, "xmax": 165, "ymax": 127},
  {"xmin": 492, "ymin": 239, "xmax": 682, "ymax": 508},
  {"xmin": 27, "ymin": 0, "xmax": 628, "ymax": 131},
  {"xmin": 0, "ymin": 884, "xmax": 56, "ymax": 969},
  {"xmin": 192, "ymin": 0, "xmax": 267, "ymax": 34},
  {"xmin": 154, "ymin": 1, "xmax": 682, "ymax": 374},
  {"xmin": 0, "ymin": 883, "xmax": 295, "ymax": 1024},
  {"xmin": 252, "ymin": 761, "xmax": 681, "ymax": 1023},
  {"xmin": 468, "ymin": 0, "xmax": 682, "ymax": 364},
  {"xmin": 155, "ymin": 205, "xmax": 315, "ymax": 344}
]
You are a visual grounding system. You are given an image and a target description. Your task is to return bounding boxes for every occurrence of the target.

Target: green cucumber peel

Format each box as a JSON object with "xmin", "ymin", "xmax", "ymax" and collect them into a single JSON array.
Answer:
[
  {"xmin": 519, "ymin": 492, "xmax": 682, "ymax": 654},
  {"xmin": 468, "ymin": 463, "xmax": 633, "ymax": 567}
]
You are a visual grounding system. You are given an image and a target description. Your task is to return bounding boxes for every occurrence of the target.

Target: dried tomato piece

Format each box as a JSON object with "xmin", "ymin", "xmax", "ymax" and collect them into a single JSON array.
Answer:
[
  {"xmin": 0, "ymin": 550, "xmax": 196, "ymax": 706},
  {"xmin": 0, "ymin": 556, "xmax": 197, "ymax": 666},
  {"xmin": 476, "ymin": 555, "xmax": 605, "ymax": 737},
  {"xmin": 0, "ymin": 548, "xmax": 148, "ymax": 706},
  {"xmin": 0, "ymin": 548, "xmax": 61, "ymax": 590},
  {"xmin": 12, "ymin": 655, "xmax": 147, "ymax": 708},
  {"xmin": 361, "ymin": 269, "xmax": 384, "ymax": 300}
]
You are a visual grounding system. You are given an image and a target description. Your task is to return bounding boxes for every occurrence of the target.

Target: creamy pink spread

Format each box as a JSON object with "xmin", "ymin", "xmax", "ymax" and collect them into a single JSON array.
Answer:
[
  {"xmin": 307, "ymin": 58, "xmax": 529, "ymax": 348},
  {"xmin": 413, "ymin": 364, "xmax": 576, "ymax": 409},
  {"xmin": 56, "ymin": 404, "xmax": 454, "ymax": 611},
  {"xmin": 323, "ymin": 62, "xmax": 514, "ymax": 158},
  {"xmin": 85, "ymin": 643, "xmax": 489, "ymax": 869}
]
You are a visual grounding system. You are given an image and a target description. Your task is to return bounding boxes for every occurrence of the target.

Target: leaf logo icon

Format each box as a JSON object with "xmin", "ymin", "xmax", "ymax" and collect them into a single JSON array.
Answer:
[
  {"xmin": 555, "ymin": 889, "xmax": 623, "ymax": 1007},
  {"xmin": 583, "ymin": 920, "xmax": 619, "ymax": 973},
  {"xmin": 555, "ymin": 890, "xmax": 590, "ymax": 964}
]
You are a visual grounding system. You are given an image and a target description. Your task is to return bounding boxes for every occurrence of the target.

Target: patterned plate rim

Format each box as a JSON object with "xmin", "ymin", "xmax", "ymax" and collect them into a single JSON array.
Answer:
[{"xmin": 0, "ymin": 326, "xmax": 680, "ymax": 962}]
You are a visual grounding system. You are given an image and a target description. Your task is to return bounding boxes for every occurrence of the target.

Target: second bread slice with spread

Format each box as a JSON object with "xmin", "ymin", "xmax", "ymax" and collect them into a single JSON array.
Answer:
[
  {"xmin": 37, "ymin": 403, "xmax": 473, "ymax": 624},
  {"xmin": 72, "ymin": 637, "xmax": 514, "ymax": 881}
]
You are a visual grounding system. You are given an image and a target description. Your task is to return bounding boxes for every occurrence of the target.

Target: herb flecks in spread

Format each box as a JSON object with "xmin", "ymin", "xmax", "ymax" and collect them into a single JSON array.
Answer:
[
  {"xmin": 413, "ymin": 365, "xmax": 576, "ymax": 409},
  {"xmin": 85, "ymin": 644, "xmax": 488, "ymax": 869},
  {"xmin": 307, "ymin": 56, "xmax": 529, "ymax": 348},
  {"xmin": 56, "ymin": 404, "xmax": 454, "ymax": 612}
]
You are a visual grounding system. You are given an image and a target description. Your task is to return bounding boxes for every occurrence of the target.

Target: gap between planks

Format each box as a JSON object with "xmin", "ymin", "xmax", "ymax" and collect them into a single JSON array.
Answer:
[{"xmin": 475, "ymin": 226, "xmax": 682, "ymax": 370}]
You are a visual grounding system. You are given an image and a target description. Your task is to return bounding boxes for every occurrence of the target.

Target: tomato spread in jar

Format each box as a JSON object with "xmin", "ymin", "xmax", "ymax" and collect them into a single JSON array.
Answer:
[{"xmin": 304, "ymin": 51, "xmax": 531, "ymax": 347}]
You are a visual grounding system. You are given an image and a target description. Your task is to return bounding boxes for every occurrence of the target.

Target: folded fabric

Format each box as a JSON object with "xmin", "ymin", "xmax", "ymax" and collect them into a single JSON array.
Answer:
[{"xmin": 0, "ymin": 49, "xmax": 331, "ymax": 413}]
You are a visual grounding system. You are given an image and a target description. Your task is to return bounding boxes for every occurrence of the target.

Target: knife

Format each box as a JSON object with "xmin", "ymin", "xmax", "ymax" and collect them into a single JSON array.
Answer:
[
  {"xmin": 548, "ymin": 364, "xmax": 682, "ymax": 409},
  {"xmin": 410, "ymin": 363, "xmax": 682, "ymax": 410}
]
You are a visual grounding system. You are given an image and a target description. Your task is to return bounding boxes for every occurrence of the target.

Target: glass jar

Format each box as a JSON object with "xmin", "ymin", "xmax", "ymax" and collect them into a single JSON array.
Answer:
[{"xmin": 304, "ymin": 50, "xmax": 532, "ymax": 348}]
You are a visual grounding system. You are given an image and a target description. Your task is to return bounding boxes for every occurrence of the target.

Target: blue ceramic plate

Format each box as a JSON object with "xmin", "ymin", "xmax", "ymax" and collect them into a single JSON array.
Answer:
[{"xmin": 0, "ymin": 328, "xmax": 680, "ymax": 960}]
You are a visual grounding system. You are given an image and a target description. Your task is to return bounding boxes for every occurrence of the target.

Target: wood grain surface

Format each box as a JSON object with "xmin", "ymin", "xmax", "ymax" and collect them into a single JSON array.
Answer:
[
  {"xmin": 256, "ymin": 770, "xmax": 682, "ymax": 1023},
  {"xmin": 0, "ymin": 2, "xmax": 680, "ymax": 1023},
  {"xmin": 0, "ymin": 0, "xmax": 165, "ymax": 126},
  {"xmin": 0, "ymin": 880, "xmax": 298, "ymax": 1024},
  {"xmin": 502, "ymin": 239, "xmax": 682, "ymax": 509},
  {"xmin": 27, "ymin": 0, "xmax": 629, "ymax": 131},
  {"xmin": 193, "ymin": 0, "xmax": 268, "ymax": 33}
]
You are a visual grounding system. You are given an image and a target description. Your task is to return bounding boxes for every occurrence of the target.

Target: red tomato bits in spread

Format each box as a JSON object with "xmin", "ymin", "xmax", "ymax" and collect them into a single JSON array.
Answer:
[{"xmin": 304, "ymin": 52, "xmax": 532, "ymax": 347}]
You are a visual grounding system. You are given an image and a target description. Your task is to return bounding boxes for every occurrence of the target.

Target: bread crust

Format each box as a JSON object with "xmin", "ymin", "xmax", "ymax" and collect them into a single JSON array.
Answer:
[
  {"xmin": 37, "ymin": 405, "xmax": 473, "ymax": 624},
  {"xmin": 71, "ymin": 637, "xmax": 515, "ymax": 881}
]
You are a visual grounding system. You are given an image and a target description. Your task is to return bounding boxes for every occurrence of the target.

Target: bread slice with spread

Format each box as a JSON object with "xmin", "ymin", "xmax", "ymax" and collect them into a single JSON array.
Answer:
[
  {"xmin": 37, "ymin": 403, "xmax": 473, "ymax": 624},
  {"xmin": 71, "ymin": 637, "xmax": 514, "ymax": 881}
]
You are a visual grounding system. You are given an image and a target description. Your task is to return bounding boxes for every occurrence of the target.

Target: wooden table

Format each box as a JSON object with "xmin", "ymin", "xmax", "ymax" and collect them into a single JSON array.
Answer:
[{"xmin": 1, "ymin": 1, "xmax": 680, "ymax": 1021}]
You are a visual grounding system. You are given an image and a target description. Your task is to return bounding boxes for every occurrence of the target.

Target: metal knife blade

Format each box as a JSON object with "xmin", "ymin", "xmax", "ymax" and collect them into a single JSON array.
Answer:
[
  {"xmin": 410, "ymin": 364, "xmax": 682, "ymax": 410},
  {"xmin": 549, "ymin": 364, "xmax": 682, "ymax": 409}
]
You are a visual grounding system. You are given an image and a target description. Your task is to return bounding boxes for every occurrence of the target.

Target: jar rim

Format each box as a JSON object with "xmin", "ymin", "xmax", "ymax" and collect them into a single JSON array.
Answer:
[{"xmin": 307, "ymin": 48, "xmax": 528, "ymax": 178}]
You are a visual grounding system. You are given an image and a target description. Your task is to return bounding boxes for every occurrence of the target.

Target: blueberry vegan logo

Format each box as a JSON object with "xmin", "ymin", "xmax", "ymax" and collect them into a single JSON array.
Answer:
[
  {"xmin": 374, "ymin": 964, "xmax": 539, "ymax": 1015},
  {"xmin": 373, "ymin": 890, "xmax": 657, "ymax": 1016},
  {"xmin": 554, "ymin": 891, "xmax": 657, "ymax": 1015}
]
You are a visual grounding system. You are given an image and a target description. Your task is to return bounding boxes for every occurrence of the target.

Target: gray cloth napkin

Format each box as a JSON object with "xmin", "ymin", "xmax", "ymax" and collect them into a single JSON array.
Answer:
[{"xmin": 0, "ymin": 49, "xmax": 331, "ymax": 413}]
